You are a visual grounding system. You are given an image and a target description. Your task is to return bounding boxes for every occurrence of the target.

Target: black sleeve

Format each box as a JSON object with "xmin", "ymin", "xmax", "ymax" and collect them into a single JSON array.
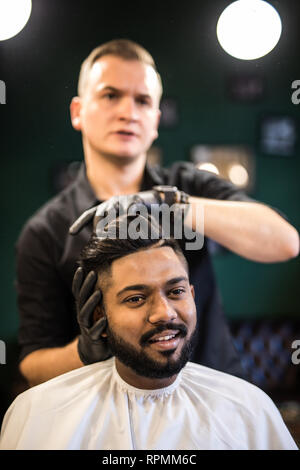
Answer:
[
  {"xmin": 165, "ymin": 161, "xmax": 289, "ymax": 220},
  {"xmin": 16, "ymin": 221, "xmax": 75, "ymax": 362},
  {"xmin": 164, "ymin": 161, "xmax": 254, "ymax": 201}
]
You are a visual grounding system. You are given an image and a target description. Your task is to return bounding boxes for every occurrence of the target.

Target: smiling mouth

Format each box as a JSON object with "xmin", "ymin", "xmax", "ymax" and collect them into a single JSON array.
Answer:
[
  {"xmin": 146, "ymin": 331, "xmax": 183, "ymax": 352},
  {"xmin": 148, "ymin": 332, "xmax": 181, "ymax": 343}
]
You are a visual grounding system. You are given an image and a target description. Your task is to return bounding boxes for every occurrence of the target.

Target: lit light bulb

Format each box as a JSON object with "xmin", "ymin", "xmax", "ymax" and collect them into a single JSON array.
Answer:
[
  {"xmin": 0, "ymin": 0, "xmax": 32, "ymax": 41},
  {"xmin": 217, "ymin": 0, "xmax": 282, "ymax": 60},
  {"xmin": 197, "ymin": 163, "xmax": 220, "ymax": 175},
  {"xmin": 228, "ymin": 164, "xmax": 249, "ymax": 187}
]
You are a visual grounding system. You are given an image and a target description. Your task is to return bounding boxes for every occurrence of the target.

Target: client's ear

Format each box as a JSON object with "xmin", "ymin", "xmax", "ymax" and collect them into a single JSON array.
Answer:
[
  {"xmin": 190, "ymin": 284, "xmax": 195, "ymax": 299},
  {"xmin": 93, "ymin": 304, "xmax": 108, "ymax": 338}
]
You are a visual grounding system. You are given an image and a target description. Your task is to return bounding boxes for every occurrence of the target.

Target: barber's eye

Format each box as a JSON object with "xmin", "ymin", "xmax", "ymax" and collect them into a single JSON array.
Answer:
[
  {"xmin": 137, "ymin": 97, "xmax": 150, "ymax": 106},
  {"xmin": 104, "ymin": 93, "xmax": 117, "ymax": 100}
]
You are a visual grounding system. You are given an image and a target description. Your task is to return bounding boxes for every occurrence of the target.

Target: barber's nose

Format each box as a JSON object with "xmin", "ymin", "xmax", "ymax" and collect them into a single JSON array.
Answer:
[
  {"xmin": 117, "ymin": 97, "xmax": 138, "ymax": 121},
  {"xmin": 147, "ymin": 295, "xmax": 177, "ymax": 324}
]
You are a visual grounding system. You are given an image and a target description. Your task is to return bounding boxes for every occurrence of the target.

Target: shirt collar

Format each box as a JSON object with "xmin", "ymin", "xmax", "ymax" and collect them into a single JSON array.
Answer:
[
  {"xmin": 140, "ymin": 162, "xmax": 164, "ymax": 189},
  {"xmin": 74, "ymin": 163, "xmax": 99, "ymax": 215},
  {"xmin": 74, "ymin": 161, "xmax": 164, "ymax": 214}
]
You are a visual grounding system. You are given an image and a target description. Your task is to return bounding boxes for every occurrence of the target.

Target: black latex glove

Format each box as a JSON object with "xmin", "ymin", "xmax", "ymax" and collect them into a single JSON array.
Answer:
[
  {"xmin": 69, "ymin": 190, "xmax": 162, "ymax": 235},
  {"xmin": 72, "ymin": 267, "xmax": 112, "ymax": 364}
]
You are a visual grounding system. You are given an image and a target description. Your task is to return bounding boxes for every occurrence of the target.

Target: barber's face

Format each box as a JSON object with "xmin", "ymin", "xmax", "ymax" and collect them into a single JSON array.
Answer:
[
  {"xmin": 99, "ymin": 246, "xmax": 197, "ymax": 381},
  {"xmin": 70, "ymin": 55, "xmax": 161, "ymax": 161}
]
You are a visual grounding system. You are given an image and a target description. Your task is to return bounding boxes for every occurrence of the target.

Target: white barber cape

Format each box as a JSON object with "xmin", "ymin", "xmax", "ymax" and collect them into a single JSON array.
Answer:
[{"xmin": 0, "ymin": 357, "xmax": 297, "ymax": 450}]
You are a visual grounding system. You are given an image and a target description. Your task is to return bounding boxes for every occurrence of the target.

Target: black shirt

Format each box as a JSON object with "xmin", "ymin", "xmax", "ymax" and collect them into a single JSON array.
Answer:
[{"xmin": 16, "ymin": 161, "xmax": 254, "ymax": 378}]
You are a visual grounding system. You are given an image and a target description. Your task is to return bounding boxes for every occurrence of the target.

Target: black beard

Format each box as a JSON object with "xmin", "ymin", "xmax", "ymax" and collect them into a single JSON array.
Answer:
[{"xmin": 106, "ymin": 322, "xmax": 198, "ymax": 379}]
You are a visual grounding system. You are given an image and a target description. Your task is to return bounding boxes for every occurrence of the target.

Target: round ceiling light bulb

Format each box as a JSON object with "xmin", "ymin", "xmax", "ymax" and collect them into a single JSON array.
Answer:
[
  {"xmin": 0, "ymin": 0, "xmax": 32, "ymax": 41},
  {"xmin": 228, "ymin": 163, "xmax": 249, "ymax": 187},
  {"xmin": 197, "ymin": 163, "xmax": 220, "ymax": 175},
  {"xmin": 216, "ymin": 0, "xmax": 282, "ymax": 60}
]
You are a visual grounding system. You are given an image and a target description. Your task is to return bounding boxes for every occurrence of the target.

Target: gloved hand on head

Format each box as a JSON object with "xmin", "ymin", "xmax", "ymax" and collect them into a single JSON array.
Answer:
[
  {"xmin": 69, "ymin": 186, "xmax": 189, "ymax": 235},
  {"xmin": 72, "ymin": 266, "xmax": 112, "ymax": 365}
]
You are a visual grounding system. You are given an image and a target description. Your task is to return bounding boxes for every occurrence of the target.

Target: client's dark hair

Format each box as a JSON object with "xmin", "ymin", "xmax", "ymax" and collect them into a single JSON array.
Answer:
[{"xmin": 79, "ymin": 214, "xmax": 189, "ymax": 279}]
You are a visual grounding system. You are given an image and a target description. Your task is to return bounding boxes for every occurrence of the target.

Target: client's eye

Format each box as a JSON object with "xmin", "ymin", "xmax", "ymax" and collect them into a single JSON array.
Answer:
[
  {"xmin": 125, "ymin": 295, "xmax": 145, "ymax": 304},
  {"xmin": 169, "ymin": 288, "xmax": 185, "ymax": 297}
]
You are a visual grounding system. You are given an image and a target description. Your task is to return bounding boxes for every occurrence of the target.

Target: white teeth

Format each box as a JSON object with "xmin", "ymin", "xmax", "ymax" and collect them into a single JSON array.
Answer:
[{"xmin": 156, "ymin": 334, "xmax": 175, "ymax": 342}]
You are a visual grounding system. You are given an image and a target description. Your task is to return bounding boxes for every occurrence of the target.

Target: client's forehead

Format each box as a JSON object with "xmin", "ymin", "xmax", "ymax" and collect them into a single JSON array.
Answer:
[{"xmin": 109, "ymin": 246, "xmax": 188, "ymax": 292}]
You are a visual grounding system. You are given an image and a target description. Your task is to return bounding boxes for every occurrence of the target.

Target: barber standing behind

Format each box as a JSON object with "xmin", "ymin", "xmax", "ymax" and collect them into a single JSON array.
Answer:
[{"xmin": 17, "ymin": 39, "xmax": 299, "ymax": 387}]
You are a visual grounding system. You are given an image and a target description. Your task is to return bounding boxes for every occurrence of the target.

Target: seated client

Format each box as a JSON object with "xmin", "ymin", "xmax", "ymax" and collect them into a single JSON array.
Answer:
[{"xmin": 0, "ymin": 216, "xmax": 297, "ymax": 450}]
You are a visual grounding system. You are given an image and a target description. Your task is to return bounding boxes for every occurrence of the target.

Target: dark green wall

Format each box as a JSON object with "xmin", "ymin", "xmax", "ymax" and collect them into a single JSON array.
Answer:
[{"xmin": 0, "ymin": 1, "xmax": 299, "ymax": 353}]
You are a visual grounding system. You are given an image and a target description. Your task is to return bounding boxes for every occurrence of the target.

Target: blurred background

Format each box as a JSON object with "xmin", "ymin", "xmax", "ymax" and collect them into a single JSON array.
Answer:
[{"xmin": 0, "ymin": 0, "xmax": 299, "ymax": 443}]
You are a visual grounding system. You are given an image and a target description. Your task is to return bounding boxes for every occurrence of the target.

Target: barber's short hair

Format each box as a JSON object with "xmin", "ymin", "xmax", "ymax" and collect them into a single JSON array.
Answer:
[
  {"xmin": 79, "ymin": 215, "xmax": 188, "ymax": 283},
  {"xmin": 77, "ymin": 38, "xmax": 163, "ymax": 100}
]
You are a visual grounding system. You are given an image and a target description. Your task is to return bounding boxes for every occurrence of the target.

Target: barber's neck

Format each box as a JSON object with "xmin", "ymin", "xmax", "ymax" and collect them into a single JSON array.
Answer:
[
  {"xmin": 84, "ymin": 148, "xmax": 147, "ymax": 201},
  {"xmin": 115, "ymin": 358, "xmax": 178, "ymax": 390}
]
